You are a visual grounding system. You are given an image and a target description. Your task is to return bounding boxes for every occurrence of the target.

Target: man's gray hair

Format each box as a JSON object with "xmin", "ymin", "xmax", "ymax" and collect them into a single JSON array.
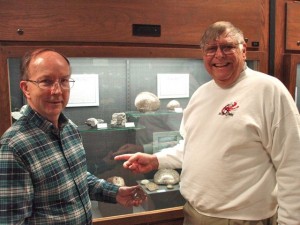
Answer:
[{"xmin": 200, "ymin": 21, "xmax": 245, "ymax": 49}]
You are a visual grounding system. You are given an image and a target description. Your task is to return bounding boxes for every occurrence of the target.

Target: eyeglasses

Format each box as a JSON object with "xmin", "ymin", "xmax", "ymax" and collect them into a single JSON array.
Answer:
[
  {"xmin": 203, "ymin": 43, "xmax": 242, "ymax": 57},
  {"xmin": 26, "ymin": 78, "xmax": 75, "ymax": 90}
]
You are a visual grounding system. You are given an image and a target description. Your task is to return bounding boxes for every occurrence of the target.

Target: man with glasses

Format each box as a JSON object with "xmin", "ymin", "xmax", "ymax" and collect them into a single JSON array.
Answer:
[
  {"xmin": 115, "ymin": 21, "xmax": 300, "ymax": 224},
  {"xmin": 0, "ymin": 49, "xmax": 146, "ymax": 224}
]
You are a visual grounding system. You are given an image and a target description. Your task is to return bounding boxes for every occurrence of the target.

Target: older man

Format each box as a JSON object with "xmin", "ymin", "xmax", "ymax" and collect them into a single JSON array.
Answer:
[{"xmin": 115, "ymin": 21, "xmax": 300, "ymax": 225}]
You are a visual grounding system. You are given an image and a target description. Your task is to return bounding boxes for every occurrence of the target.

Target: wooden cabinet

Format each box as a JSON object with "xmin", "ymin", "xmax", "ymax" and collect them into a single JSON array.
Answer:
[
  {"xmin": 285, "ymin": 1, "xmax": 300, "ymax": 51},
  {"xmin": 274, "ymin": 0, "xmax": 300, "ymax": 93},
  {"xmin": 276, "ymin": 1, "xmax": 300, "ymax": 96},
  {"xmin": 0, "ymin": 0, "xmax": 268, "ymax": 49}
]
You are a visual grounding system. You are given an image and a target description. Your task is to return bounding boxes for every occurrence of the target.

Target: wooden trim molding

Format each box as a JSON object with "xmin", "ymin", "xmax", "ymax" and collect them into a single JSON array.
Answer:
[
  {"xmin": 92, "ymin": 206, "xmax": 184, "ymax": 225},
  {"xmin": 0, "ymin": 47, "xmax": 12, "ymax": 136}
]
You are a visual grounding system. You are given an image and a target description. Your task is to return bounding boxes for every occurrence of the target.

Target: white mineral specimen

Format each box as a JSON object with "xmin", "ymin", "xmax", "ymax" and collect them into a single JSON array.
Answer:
[
  {"xmin": 145, "ymin": 182, "xmax": 159, "ymax": 191},
  {"xmin": 135, "ymin": 92, "xmax": 160, "ymax": 113},
  {"xmin": 166, "ymin": 100, "xmax": 181, "ymax": 111},
  {"xmin": 153, "ymin": 169, "xmax": 180, "ymax": 185},
  {"xmin": 140, "ymin": 179, "xmax": 150, "ymax": 185},
  {"xmin": 107, "ymin": 176, "xmax": 125, "ymax": 186},
  {"xmin": 111, "ymin": 112, "xmax": 127, "ymax": 127},
  {"xmin": 85, "ymin": 118, "xmax": 99, "ymax": 127}
]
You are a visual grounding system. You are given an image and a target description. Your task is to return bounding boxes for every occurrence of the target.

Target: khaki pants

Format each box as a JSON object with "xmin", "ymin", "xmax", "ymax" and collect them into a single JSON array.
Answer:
[{"xmin": 183, "ymin": 202, "xmax": 277, "ymax": 225}]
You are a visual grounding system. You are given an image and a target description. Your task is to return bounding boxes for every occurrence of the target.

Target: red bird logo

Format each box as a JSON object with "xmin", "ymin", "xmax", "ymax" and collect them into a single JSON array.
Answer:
[{"xmin": 219, "ymin": 102, "xmax": 239, "ymax": 116}]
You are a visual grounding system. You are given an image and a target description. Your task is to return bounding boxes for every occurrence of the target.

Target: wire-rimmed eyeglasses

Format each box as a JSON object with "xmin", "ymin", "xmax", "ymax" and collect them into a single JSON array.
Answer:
[
  {"xmin": 26, "ymin": 78, "xmax": 75, "ymax": 90},
  {"xmin": 203, "ymin": 43, "xmax": 242, "ymax": 57}
]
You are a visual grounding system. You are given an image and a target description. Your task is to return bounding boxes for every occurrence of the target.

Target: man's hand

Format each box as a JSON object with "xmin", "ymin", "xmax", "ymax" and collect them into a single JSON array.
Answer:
[
  {"xmin": 114, "ymin": 153, "xmax": 159, "ymax": 173},
  {"xmin": 116, "ymin": 185, "xmax": 147, "ymax": 207}
]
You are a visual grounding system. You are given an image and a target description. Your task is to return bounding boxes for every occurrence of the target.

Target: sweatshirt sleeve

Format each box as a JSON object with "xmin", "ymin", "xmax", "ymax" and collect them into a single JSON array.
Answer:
[
  {"xmin": 155, "ymin": 139, "xmax": 184, "ymax": 169},
  {"xmin": 271, "ymin": 111, "xmax": 300, "ymax": 225},
  {"xmin": 261, "ymin": 76, "xmax": 300, "ymax": 225}
]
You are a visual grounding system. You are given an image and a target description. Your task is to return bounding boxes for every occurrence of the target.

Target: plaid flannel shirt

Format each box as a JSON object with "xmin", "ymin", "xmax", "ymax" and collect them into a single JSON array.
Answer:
[{"xmin": 0, "ymin": 106, "xmax": 119, "ymax": 224}]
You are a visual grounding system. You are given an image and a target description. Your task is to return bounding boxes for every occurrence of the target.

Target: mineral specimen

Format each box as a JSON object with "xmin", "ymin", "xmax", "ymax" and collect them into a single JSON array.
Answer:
[
  {"xmin": 153, "ymin": 169, "xmax": 180, "ymax": 185},
  {"xmin": 166, "ymin": 100, "xmax": 181, "ymax": 111},
  {"xmin": 135, "ymin": 92, "xmax": 160, "ymax": 113},
  {"xmin": 140, "ymin": 179, "xmax": 150, "ymax": 185},
  {"xmin": 85, "ymin": 118, "xmax": 99, "ymax": 127},
  {"xmin": 107, "ymin": 176, "xmax": 125, "ymax": 186},
  {"xmin": 111, "ymin": 112, "xmax": 127, "ymax": 127},
  {"xmin": 145, "ymin": 182, "xmax": 159, "ymax": 192},
  {"xmin": 167, "ymin": 184, "xmax": 174, "ymax": 189}
]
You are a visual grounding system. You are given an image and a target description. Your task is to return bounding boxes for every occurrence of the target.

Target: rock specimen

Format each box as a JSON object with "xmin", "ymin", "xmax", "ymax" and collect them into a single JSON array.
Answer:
[
  {"xmin": 135, "ymin": 92, "xmax": 160, "ymax": 113},
  {"xmin": 111, "ymin": 112, "xmax": 126, "ymax": 127},
  {"xmin": 153, "ymin": 169, "xmax": 180, "ymax": 185},
  {"xmin": 107, "ymin": 176, "xmax": 125, "ymax": 186},
  {"xmin": 166, "ymin": 100, "xmax": 181, "ymax": 111},
  {"xmin": 145, "ymin": 182, "xmax": 159, "ymax": 191}
]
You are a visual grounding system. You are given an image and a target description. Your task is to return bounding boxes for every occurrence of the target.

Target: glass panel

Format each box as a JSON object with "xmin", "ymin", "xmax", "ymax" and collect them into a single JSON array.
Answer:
[
  {"xmin": 68, "ymin": 58, "xmax": 208, "ymax": 217},
  {"xmin": 8, "ymin": 57, "xmax": 258, "ymax": 218},
  {"xmin": 9, "ymin": 58, "xmax": 24, "ymax": 113},
  {"xmin": 296, "ymin": 64, "xmax": 300, "ymax": 112}
]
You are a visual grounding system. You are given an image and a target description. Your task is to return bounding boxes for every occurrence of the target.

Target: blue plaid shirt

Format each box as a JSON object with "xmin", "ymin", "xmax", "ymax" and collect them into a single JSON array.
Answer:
[{"xmin": 0, "ymin": 106, "xmax": 119, "ymax": 224}]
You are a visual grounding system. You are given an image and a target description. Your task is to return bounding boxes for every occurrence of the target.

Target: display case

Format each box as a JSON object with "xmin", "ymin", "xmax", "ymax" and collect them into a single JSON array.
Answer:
[
  {"xmin": 8, "ymin": 56, "xmax": 206, "ymax": 218},
  {"xmin": 6, "ymin": 51, "xmax": 263, "ymax": 222},
  {"xmin": 283, "ymin": 54, "xmax": 300, "ymax": 111}
]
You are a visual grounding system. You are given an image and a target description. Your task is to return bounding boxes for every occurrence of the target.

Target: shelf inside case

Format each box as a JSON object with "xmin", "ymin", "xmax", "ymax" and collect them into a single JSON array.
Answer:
[
  {"xmin": 126, "ymin": 110, "xmax": 182, "ymax": 119},
  {"xmin": 77, "ymin": 124, "xmax": 145, "ymax": 133},
  {"xmin": 136, "ymin": 179, "xmax": 180, "ymax": 195}
]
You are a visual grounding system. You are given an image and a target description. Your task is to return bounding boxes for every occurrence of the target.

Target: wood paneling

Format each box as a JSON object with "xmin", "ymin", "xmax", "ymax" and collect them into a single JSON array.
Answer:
[
  {"xmin": 285, "ymin": 2, "xmax": 300, "ymax": 51},
  {"xmin": 0, "ymin": 48, "xmax": 11, "ymax": 137},
  {"xmin": 274, "ymin": 0, "xmax": 300, "ymax": 91},
  {"xmin": 274, "ymin": 0, "xmax": 286, "ymax": 80},
  {"xmin": 0, "ymin": 0, "xmax": 268, "ymax": 50}
]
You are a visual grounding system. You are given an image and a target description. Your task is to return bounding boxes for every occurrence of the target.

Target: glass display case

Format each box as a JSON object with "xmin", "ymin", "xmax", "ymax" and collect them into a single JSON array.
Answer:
[
  {"xmin": 9, "ymin": 57, "xmax": 207, "ymax": 217},
  {"xmin": 8, "ymin": 56, "xmax": 260, "ymax": 219},
  {"xmin": 283, "ymin": 54, "xmax": 300, "ymax": 112}
]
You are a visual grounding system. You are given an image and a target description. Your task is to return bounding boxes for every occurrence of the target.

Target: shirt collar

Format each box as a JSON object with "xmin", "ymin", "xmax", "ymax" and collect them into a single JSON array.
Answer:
[{"xmin": 22, "ymin": 105, "xmax": 69, "ymax": 134}]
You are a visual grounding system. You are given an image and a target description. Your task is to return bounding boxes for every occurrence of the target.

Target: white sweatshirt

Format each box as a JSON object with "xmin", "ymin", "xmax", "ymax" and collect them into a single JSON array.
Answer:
[{"xmin": 156, "ymin": 67, "xmax": 300, "ymax": 225}]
